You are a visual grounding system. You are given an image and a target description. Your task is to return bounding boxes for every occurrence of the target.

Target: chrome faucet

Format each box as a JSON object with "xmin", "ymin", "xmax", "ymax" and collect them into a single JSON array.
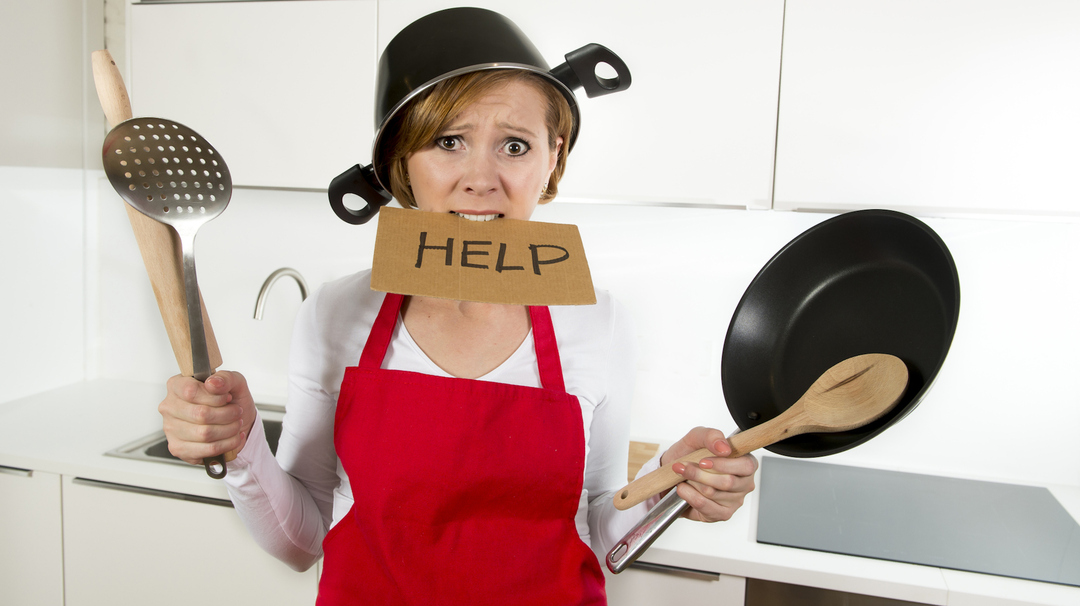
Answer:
[{"xmin": 254, "ymin": 268, "xmax": 309, "ymax": 320}]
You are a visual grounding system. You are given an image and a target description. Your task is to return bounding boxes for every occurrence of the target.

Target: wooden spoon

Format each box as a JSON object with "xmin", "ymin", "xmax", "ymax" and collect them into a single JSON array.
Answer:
[{"xmin": 613, "ymin": 353, "xmax": 909, "ymax": 510}]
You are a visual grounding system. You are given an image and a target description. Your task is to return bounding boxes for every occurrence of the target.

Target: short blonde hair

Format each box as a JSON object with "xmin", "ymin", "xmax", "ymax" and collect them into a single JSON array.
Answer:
[{"xmin": 383, "ymin": 70, "xmax": 574, "ymax": 209}]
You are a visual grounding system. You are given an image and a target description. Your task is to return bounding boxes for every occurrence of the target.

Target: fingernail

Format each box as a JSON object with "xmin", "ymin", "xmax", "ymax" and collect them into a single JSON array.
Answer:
[
  {"xmin": 206, "ymin": 376, "xmax": 223, "ymax": 389},
  {"xmin": 714, "ymin": 440, "xmax": 731, "ymax": 455},
  {"xmin": 672, "ymin": 462, "xmax": 687, "ymax": 475}
]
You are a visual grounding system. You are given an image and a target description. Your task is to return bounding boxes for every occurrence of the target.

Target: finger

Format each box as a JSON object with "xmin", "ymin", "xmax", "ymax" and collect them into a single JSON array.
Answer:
[
  {"xmin": 167, "ymin": 431, "xmax": 246, "ymax": 466},
  {"xmin": 165, "ymin": 376, "xmax": 230, "ymax": 410},
  {"xmin": 159, "ymin": 397, "xmax": 243, "ymax": 430},
  {"xmin": 698, "ymin": 452, "xmax": 759, "ymax": 476},
  {"xmin": 675, "ymin": 482, "xmax": 741, "ymax": 523},
  {"xmin": 663, "ymin": 426, "xmax": 729, "ymax": 465},
  {"xmin": 676, "ymin": 460, "xmax": 739, "ymax": 492},
  {"xmin": 673, "ymin": 460, "xmax": 756, "ymax": 516}
]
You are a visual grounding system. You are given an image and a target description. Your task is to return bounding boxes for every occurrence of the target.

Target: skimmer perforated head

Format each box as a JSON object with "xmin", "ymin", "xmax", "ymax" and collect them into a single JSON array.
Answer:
[{"xmin": 102, "ymin": 117, "xmax": 232, "ymax": 221}]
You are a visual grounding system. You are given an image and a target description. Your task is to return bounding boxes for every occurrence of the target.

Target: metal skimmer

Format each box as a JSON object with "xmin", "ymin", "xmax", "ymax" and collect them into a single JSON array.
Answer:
[{"xmin": 102, "ymin": 117, "xmax": 233, "ymax": 478}]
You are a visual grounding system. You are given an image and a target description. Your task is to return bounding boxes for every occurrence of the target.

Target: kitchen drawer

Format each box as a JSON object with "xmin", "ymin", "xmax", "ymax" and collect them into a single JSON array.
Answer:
[
  {"xmin": 605, "ymin": 562, "xmax": 745, "ymax": 604},
  {"xmin": 61, "ymin": 475, "xmax": 317, "ymax": 606},
  {"xmin": 0, "ymin": 467, "xmax": 63, "ymax": 606},
  {"xmin": 746, "ymin": 577, "xmax": 932, "ymax": 606}
]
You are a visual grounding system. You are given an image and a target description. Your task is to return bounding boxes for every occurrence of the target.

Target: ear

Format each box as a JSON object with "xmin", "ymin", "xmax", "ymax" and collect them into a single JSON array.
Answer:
[{"xmin": 549, "ymin": 136, "xmax": 564, "ymax": 174}]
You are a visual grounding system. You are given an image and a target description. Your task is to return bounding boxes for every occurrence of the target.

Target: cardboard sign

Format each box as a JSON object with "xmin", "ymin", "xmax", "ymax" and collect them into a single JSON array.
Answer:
[{"xmin": 371, "ymin": 207, "xmax": 596, "ymax": 305}]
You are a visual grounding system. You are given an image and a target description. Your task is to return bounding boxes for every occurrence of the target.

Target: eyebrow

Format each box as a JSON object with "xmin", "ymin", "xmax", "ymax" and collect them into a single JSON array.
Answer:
[
  {"xmin": 442, "ymin": 121, "xmax": 540, "ymax": 139},
  {"xmin": 497, "ymin": 122, "xmax": 540, "ymax": 139}
]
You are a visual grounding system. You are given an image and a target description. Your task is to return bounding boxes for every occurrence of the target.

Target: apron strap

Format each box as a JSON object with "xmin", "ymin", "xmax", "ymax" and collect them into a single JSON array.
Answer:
[
  {"xmin": 359, "ymin": 293, "xmax": 404, "ymax": 370},
  {"xmin": 359, "ymin": 295, "xmax": 567, "ymax": 393},
  {"xmin": 528, "ymin": 306, "xmax": 566, "ymax": 393}
]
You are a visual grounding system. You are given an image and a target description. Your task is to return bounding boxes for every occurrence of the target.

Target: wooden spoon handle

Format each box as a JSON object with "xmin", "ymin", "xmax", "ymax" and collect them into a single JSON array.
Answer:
[
  {"xmin": 613, "ymin": 447, "xmax": 711, "ymax": 510},
  {"xmin": 613, "ymin": 416, "xmax": 811, "ymax": 510},
  {"xmin": 726, "ymin": 412, "xmax": 812, "ymax": 458}
]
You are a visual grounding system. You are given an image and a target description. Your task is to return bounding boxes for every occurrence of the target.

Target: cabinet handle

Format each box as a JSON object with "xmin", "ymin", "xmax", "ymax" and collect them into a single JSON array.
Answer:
[
  {"xmin": 0, "ymin": 465, "xmax": 33, "ymax": 478},
  {"xmin": 72, "ymin": 477, "xmax": 233, "ymax": 508},
  {"xmin": 628, "ymin": 561, "xmax": 721, "ymax": 582}
]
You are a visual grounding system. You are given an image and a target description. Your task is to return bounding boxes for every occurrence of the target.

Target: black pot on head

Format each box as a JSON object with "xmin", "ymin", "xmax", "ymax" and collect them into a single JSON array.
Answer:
[{"xmin": 328, "ymin": 7, "xmax": 632, "ymax": 225}]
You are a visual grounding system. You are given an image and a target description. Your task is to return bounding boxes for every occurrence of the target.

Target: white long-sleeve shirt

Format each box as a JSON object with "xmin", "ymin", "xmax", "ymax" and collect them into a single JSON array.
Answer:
[{"xmin": 223, "ymin": 270, "xmax": 659, "ymax": 572}]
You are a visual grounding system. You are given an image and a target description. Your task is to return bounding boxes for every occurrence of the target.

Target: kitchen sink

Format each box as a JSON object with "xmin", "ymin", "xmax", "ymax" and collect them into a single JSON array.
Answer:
[{"xmin": 106, "ymin": 405, "xmax": 284, "ymax": 467}]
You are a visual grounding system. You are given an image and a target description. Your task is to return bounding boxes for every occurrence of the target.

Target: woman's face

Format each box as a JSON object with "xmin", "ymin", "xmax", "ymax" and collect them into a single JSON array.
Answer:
[{"xmin": 406, "ymin": 80, "xmax": 562, "ymax": 222}]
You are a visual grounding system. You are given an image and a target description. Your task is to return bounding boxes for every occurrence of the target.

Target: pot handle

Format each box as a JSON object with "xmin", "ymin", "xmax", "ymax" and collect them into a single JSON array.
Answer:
[
  {"xmin": 551, "ymin": 43, "xmax": 632, "ymax": 98},
  {"xmin": 328, "ymin": 164, "xmax": 393, "ymax": 225}
]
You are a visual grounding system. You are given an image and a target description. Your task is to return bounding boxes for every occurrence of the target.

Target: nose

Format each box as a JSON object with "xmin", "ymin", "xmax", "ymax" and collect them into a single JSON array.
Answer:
[{"xmin": 461, "ymin": 150, "xmax": 499, "ymax": 196}]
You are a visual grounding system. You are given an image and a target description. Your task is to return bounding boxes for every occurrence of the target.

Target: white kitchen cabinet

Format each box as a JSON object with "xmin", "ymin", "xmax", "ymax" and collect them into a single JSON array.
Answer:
[
  {"xmin": 208, "ymin": 0, "xmax": 793, "ymax": 209},
  {"xmin": 62, "ymin": 475, "xmax": 317, "ymax": 606},
  {"xmin": 129, "ymin": 0, "xmax": 378, "ymax": 190},
  {"xmin": 0, "ymin": 467, "xmax": 64, "ymax": 606},
  {"xmin": 774, "ymin": 0, "xmax": 1080, "ymax": 218},
  {"xmin": 604, "ymin": 563, "xmax": 745, "ymax": 604}
]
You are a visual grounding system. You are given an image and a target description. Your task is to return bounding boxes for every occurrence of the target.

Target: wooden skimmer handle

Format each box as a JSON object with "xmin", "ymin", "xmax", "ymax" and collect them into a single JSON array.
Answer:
[{"xmin": 91, "ymin": 50, "xmax": 224, "ymax": 377}]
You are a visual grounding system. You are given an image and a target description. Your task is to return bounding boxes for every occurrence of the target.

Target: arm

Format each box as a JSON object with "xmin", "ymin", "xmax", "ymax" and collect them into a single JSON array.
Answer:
[
  {"xmin": 157, "ymin": 284, "xmax": 345, "ymax": 572},
  {"xmin": 579, "ymin": 294, "xmax": 653, "ymax": 555},
  {"xmin": 582, "ymin": 296, "xmax": 757, "ymax": 556}
]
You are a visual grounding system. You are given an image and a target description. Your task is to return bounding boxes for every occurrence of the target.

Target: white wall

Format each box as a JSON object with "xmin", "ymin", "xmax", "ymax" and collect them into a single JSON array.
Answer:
[
  {"xmin": 3, "ymin": 1, "xmax": 1079, "ymax": 491},
  {"xmin": 0, "ymin": 0, "xmax": 103, "ymax": 402}
]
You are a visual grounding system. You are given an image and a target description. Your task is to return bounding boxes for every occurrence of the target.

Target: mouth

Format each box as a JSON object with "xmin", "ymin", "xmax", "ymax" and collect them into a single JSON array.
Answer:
[{"xmin": 450, "ymin": 211, "xmax": 501, "ymax": 222}]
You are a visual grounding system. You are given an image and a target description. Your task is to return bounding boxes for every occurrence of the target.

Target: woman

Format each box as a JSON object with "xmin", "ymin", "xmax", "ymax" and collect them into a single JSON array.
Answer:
[{"xmin": 159, "ymin": 8, "xmax": 756, "ymax": 605}]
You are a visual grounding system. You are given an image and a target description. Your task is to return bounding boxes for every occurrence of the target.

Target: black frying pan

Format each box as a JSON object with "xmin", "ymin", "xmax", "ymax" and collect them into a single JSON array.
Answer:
[
  {"xmin": 722, "ymin": 208, "xmax": 960, "ymax": 456},
  {"xmin": 607, "ymin": 209, "xmax": 960, "ymax": 573}
]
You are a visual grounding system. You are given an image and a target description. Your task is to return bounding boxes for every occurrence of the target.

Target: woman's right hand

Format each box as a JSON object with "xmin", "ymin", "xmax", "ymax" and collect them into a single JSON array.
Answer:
[{"xmin": 159, "ymin": 370, "xmax": 257, "ymax": 466}]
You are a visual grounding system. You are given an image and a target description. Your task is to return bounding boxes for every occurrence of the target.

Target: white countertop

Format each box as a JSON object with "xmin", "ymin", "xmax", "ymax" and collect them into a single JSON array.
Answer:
[
  {"xmin": 3, "ymin": 380, "xmax": 1078, "ymax": 606},
  {"xmin": 0, "ymin": 379, "xmax": 232, "ymax": 501}
]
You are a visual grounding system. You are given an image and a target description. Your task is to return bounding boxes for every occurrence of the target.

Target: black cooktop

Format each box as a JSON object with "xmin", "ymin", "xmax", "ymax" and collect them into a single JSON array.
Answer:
[{"xmin": 756, "ymin": 457, "xmax": 1080, "ymax": 587}]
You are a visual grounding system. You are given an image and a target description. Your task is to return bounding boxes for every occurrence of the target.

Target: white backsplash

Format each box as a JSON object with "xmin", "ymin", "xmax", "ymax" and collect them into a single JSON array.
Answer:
[
  {"xmin": 67, "ymin": 171, "xmax": 1077, "ymax": 489},
  {"xmin": 0, "ymin": 167, "xmax": 87, "ymax": 403},
  {"xmin": 2, "ymin": 165, "xmax": 1077, "ymax": 488}
]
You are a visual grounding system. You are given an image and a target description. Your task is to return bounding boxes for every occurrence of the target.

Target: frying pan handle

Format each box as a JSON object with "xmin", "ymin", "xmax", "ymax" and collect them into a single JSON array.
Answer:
[
  {"xmin": 551, "ymin": 43, "xmax": 632, "ymax": 98},
  {"xmin": 606, "ymin": 490, "xmax": 690, "ymax": 573},
  {"xmin": 608, "ymin": 428, "xmax": 744, "ymax": 573},
  {"xmin": 328, "ymin": 164, "xmax": 394, "ymax": 225}
]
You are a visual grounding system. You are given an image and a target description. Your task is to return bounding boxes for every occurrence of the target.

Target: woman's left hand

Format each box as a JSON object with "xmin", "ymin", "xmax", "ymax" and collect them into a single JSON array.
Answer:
[{"xmin": 661, "ymin": 426, "xmax": 758, "ymax": 523}]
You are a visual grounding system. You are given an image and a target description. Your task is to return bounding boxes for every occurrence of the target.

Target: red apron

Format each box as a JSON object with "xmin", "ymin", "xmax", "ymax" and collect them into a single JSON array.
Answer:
[{"xmin": 316, "ymin": 293, "xmax": 606, "ymax": 605}]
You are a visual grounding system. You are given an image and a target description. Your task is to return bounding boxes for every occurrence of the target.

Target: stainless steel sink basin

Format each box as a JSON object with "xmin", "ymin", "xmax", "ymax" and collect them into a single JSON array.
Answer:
[{"xmin": 106, "ymin": 405, "xmax": 284, "ymax": 467}]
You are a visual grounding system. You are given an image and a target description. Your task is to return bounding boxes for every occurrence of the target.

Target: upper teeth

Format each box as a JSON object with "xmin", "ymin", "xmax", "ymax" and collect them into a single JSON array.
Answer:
[{"xmin": 454, "ymin": 213, "xmax": 498, "ymax": 222}]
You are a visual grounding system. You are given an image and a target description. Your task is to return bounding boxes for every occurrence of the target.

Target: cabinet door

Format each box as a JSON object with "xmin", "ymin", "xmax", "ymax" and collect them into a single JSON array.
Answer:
[
  {"xmin": 0, "ymin": 467, "xmax": 63, "ymax": 606},
  {"xmin": 604, "ymin": 563, "xmax": 745, "ymax": 604},
  {"xmin": 376, "ymin": 0, "xmax": 785, "ymax": 209},
  {"xmin": 62, "ymin": 476, "xmax": 317, "ymax": 606},
  {"xmin": 774, "ymin": 0, "xmax": 1080, "ymax": 218},
  {"xmin": 130, "ymin": 0, "xmax": 378, "ymax": 190}
]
